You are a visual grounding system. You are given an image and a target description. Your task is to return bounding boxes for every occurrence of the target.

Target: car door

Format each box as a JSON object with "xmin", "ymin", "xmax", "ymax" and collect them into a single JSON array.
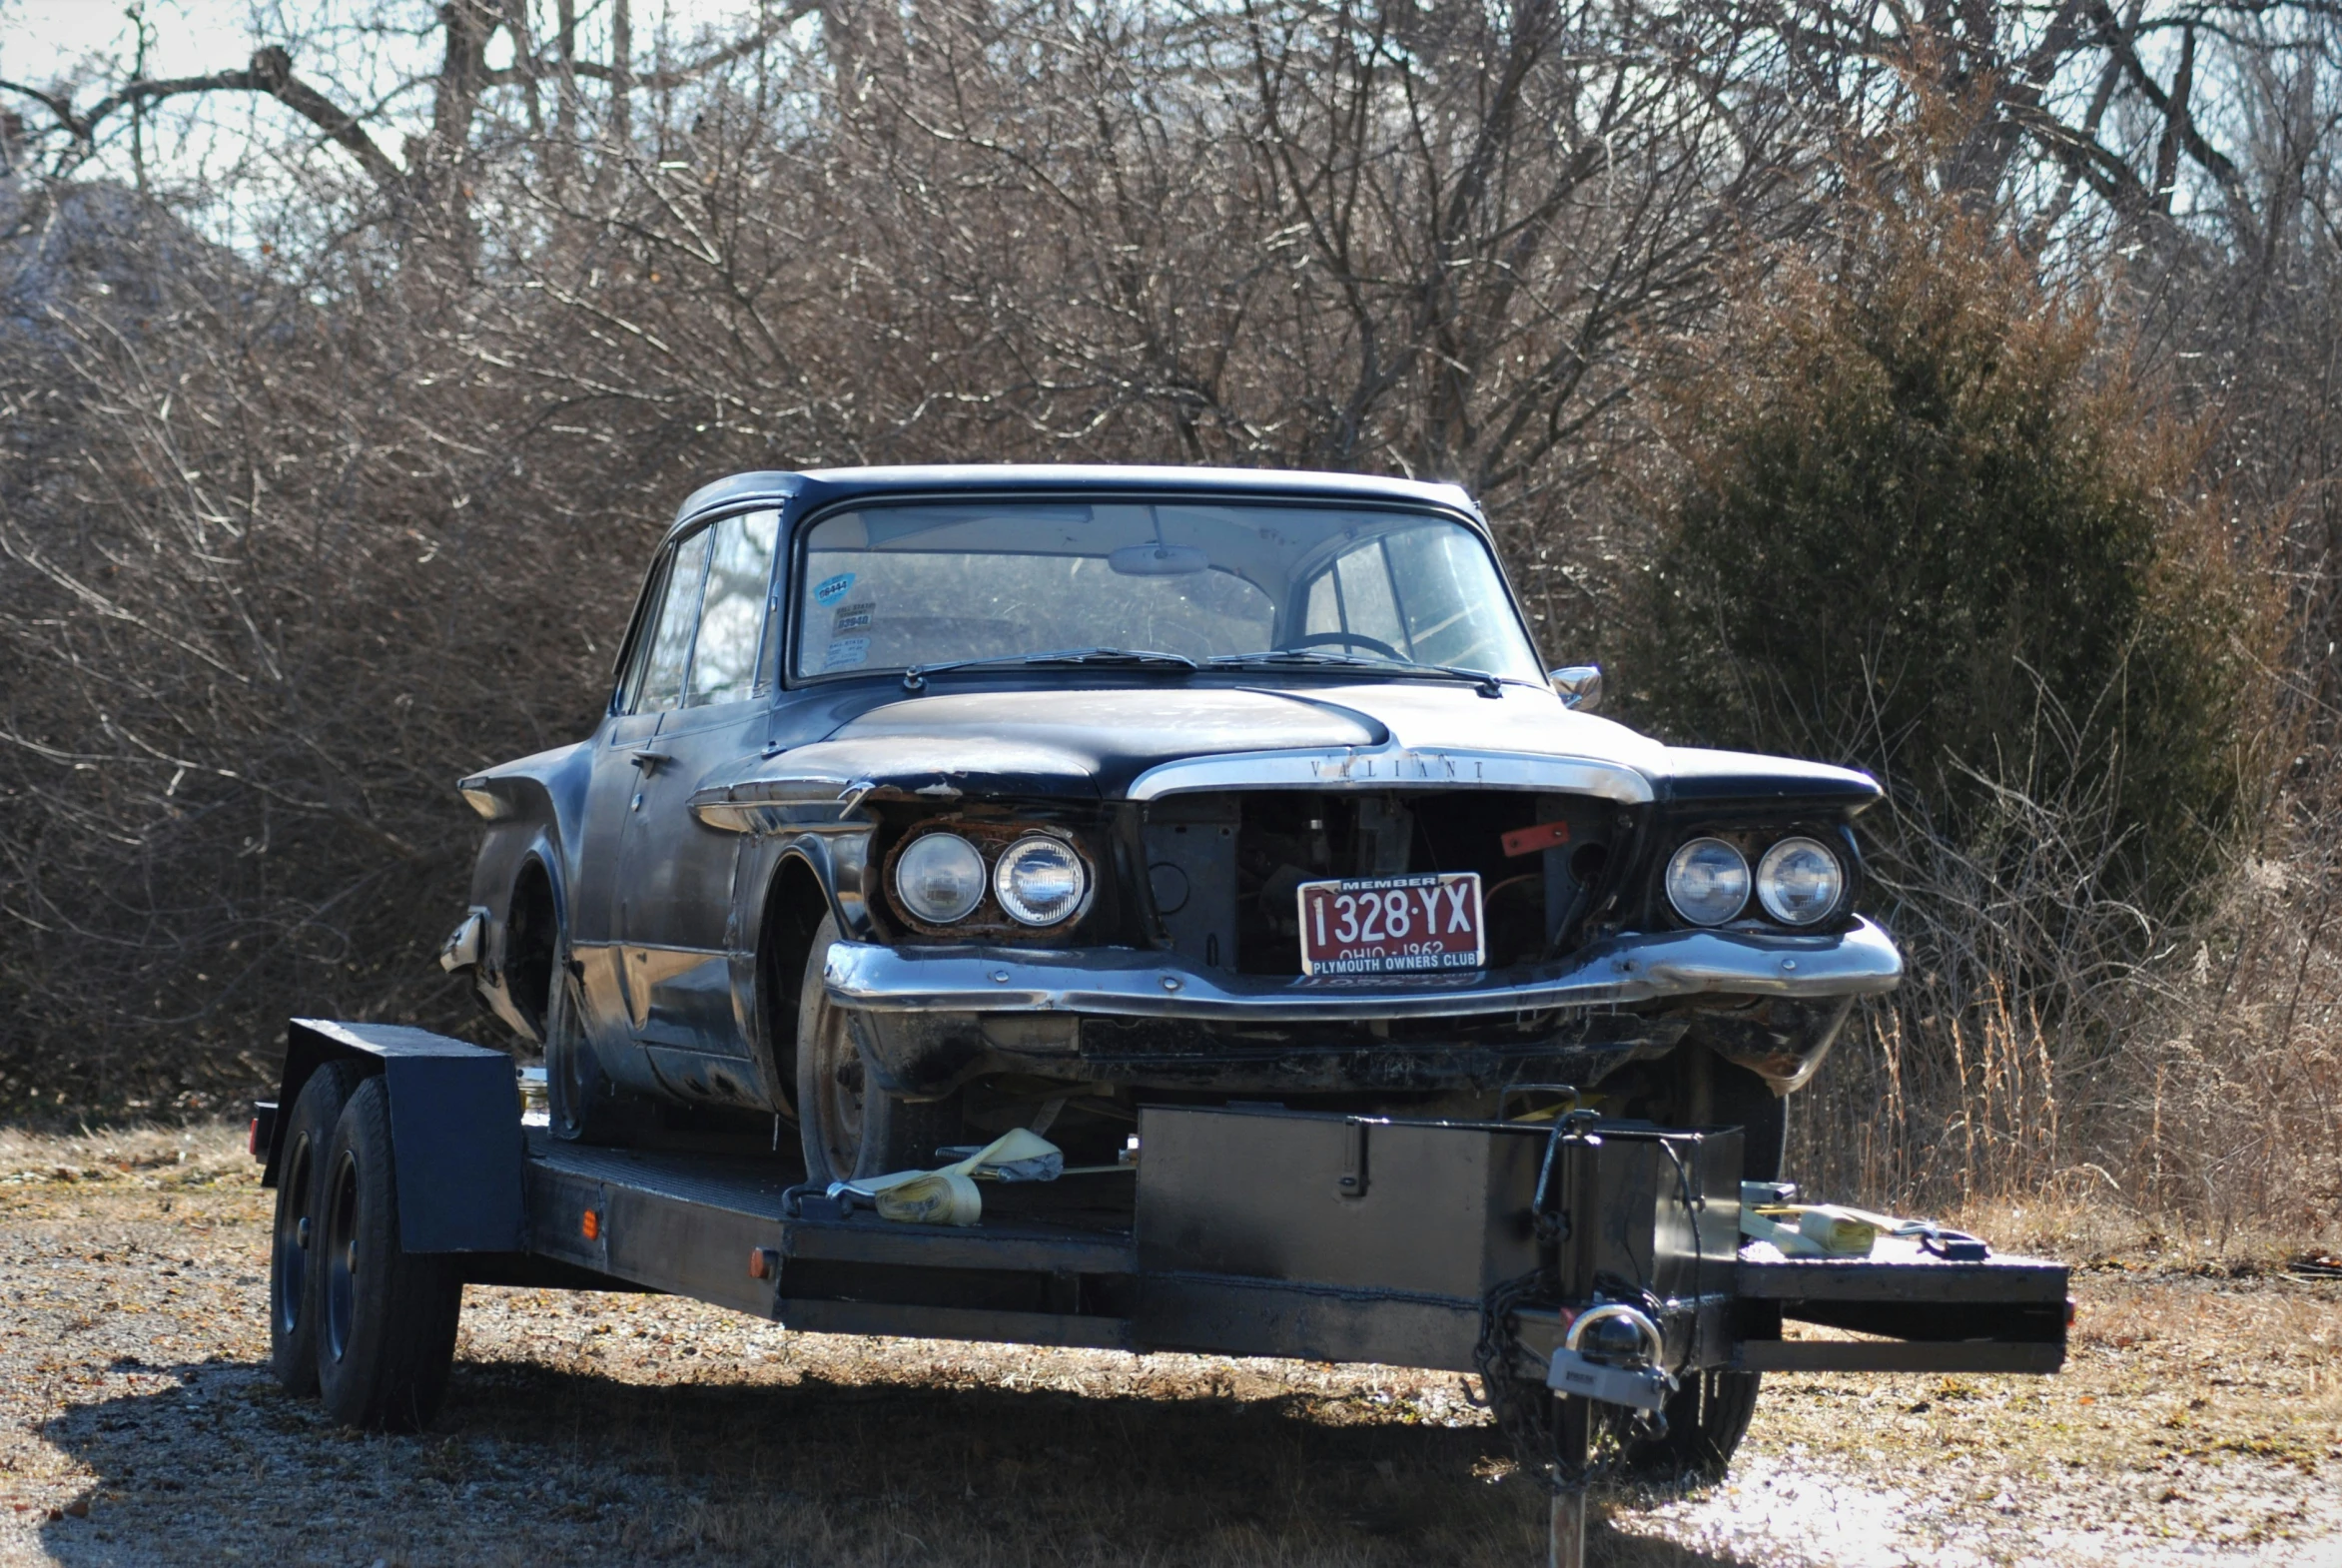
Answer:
[
  {"xmin": 565, "ymin": 537, "xmax": 700, "ymax": 1091},
  {"xmin": 610, "ymin": 509, "xmax": 784, "ymax": 1097}
]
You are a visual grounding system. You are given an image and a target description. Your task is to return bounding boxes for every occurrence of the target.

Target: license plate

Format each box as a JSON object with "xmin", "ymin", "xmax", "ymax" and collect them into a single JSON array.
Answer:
[{"xmin": 1297, "ymin": 872, "xmax": 1484, "ymax": 977}]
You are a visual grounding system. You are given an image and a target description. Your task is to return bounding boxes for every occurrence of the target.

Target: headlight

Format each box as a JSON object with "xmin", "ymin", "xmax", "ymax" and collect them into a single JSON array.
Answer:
[
  {"xmin": 1665, "ymin": 837, "xmax": 1750, "ymax": 926},
  {"xmin": 1756, "ymin": 837, "xmax": 1844, "ymax": 926},
  {"xmin": 894, "ymin": 832, "xmax": 986, "ymax": 924},
  {"xmin": 994, "ymin": 835, "xmax": 1088, "ymax": 926}
]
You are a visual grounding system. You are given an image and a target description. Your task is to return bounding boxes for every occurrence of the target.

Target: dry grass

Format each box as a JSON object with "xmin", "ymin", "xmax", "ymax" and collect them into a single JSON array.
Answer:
[
  {"xmin": 0, "ymin": 1125, "xmax": 2335, "ymax": 1567},
  {"xmin": 0, "ymin": 1123, "xmax": 253, "ymax": 1191}
]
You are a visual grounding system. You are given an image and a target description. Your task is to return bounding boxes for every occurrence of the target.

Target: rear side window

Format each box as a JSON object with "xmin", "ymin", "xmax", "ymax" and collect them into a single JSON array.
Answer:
[
  {"xmin": 631, "ymin": 528, "xmax": 712, "ymax": 713},
  {"xmin": 686, "ymin": 510, "xmax": 780, "ymax": 706}
]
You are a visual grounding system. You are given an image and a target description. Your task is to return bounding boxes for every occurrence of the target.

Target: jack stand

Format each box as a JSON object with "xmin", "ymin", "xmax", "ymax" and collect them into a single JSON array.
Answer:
[{"xmin": 1548, "ymin": 1395, "xmax": 1589, "ymax": 1568}]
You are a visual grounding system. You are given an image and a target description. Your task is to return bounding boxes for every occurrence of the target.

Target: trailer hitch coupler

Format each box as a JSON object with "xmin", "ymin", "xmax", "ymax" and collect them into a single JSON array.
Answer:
[{"xmin": 1545, "ymin": 1302, "xmax": 1673, "ymax": 1413}]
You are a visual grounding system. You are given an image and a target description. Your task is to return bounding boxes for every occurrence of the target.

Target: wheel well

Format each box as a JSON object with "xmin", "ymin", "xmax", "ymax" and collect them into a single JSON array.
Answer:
[
  {"xmin": 506, "ymin": 859, "xmax": 557, "ymax": 1043},
  {"xmin": 756, "ymin": 856, "xmax": 831, "ymax": 1115}
]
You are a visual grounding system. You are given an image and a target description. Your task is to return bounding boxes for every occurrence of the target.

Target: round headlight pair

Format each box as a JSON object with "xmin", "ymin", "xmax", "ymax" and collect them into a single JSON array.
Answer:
[
  {"xmin": 893, "ymin": 831, "xmax": 1089, "ymax": 928},
  {"xmin": 1665, "ymin": 836, "xmax": 1844, "ymax": 927}
]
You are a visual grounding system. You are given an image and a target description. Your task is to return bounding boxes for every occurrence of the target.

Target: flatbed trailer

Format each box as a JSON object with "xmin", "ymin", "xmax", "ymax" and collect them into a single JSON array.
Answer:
[{"xmin": 256, "ymin": 1020, "xmax": 2070, "ymax": 1566}]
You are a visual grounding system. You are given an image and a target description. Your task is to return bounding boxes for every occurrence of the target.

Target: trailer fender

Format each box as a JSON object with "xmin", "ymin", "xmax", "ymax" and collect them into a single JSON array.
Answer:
[{"xmin": 261, "ymin": 1019, "xmax": 524, "ymax": 1253}]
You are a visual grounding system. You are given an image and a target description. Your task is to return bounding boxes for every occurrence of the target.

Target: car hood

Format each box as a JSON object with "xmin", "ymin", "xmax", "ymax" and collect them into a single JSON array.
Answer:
[{"xmin": 728, "ymin": 679, "xmax": 1690, "ymax": 803}]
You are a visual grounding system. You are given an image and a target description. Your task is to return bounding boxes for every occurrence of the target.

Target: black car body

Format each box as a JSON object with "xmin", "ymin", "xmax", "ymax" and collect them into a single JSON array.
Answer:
[{"xmin": 441, "ymin": 466, "xmax": 1901, "ymax": 1179}]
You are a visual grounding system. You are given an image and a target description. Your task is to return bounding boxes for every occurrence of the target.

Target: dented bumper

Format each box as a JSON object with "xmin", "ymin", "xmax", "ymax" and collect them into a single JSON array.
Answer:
[{"xmin": 823, "ymin": 916, "xmax": 1903, "ymax": 1023}]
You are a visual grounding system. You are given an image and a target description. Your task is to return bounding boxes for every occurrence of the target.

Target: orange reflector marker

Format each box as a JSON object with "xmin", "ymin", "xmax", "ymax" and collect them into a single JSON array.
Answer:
[
  {"xmin": 1501, "ymin": 821, "xmax": 1571, "ymax": 857},
  {"xmin": 748, "ymin": 1246, "xmax": 780, "ymax": 1280},
  {"xmin": 247, "ymin": 1118, "xmax": 261, "ymax": 1159},
  {"xmin": 581, "ymin": 1209, "xmax": 600, "ymax": 1241}
]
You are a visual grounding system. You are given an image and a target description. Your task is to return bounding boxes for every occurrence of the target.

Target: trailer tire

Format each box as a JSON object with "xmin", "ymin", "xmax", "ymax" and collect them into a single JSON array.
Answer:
[
  {"xmin": 797, "ymin": 914, "xmax": 961, "ymax": 1184},
  {"xmin": 315, "ymin": 1076, "xmax": 463, "ymax": 1432},
  {"xmin": 268, "ymin": 1059, "xmax": 363, "ymax": 1396}
]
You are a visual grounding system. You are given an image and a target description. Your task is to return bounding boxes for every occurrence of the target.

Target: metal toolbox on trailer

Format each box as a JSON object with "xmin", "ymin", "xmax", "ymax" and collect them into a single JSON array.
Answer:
[{"xmin": 1133, "ymin": 1106, "xmax": 1742, "ymax": 1371}]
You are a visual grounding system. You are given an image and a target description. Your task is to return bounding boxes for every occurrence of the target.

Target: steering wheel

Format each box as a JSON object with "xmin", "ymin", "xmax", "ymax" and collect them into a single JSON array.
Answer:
[{"xmin": 1285, "ymin": 631, "xmax": 1407, "ymax": 661}]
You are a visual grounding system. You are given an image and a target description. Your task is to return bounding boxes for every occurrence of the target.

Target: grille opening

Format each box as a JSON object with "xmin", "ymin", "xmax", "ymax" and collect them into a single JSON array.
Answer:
[{"xmin": 1137, "ymin": 790, "xmax": 1614, "ymax": 976}]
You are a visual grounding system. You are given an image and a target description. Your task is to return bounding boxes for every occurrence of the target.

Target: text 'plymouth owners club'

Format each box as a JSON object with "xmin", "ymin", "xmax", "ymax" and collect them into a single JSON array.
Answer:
[{"xmin": 438, "ymin": 465, "xmax": 1902, "ymax": 1194}]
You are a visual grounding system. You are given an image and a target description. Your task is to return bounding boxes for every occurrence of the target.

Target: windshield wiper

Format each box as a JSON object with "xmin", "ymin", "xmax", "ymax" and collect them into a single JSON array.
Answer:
[
  {"xmin": 903, "ymin": 646, "xmax": 1198, "ymax": 691},
  {"xmin": 1204, "ymin": 648, "xmax": 1527, "ymax": 699}
]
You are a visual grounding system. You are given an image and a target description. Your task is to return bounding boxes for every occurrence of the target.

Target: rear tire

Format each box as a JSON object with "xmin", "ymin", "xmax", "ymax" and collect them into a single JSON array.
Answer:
[
  {"xmin": 315, "ymin": 1076, "xmax": 463, "ymax": 1432},
  {"xmin": 796, "ymin": 914, "xmax": 961, "ymax": 1184},
  {"xmin": 268, "ymin": 1060, "xmax": 362, "ymax": 1396},
  {"xmin": 544, "ymin": 927, "xmax": 647, "ymax": 1145}
]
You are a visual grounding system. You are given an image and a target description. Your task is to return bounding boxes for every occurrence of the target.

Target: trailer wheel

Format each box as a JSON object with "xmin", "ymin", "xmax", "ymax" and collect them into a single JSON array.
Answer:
[
  {"xmin": 268, "ymin": 1059, "xmax": 363, "ymax": 1396},
  {"xmin": 797, "ymin": 914, "xmax": 961, "ymax": 1183},
  {"xmin": 315, "ymin": 1075, "xmax": 463, "ymax": 1431}
]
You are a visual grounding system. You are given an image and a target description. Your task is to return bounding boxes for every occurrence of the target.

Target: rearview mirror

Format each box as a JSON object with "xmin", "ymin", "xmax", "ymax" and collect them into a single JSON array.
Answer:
[
  {"xmin": 1550, "ymin": 665, "xmax": 1603, "ymax": 712},
  {"xmin": 1109, "ymin": 543, "xmax": 1208, "ymax": 576}
]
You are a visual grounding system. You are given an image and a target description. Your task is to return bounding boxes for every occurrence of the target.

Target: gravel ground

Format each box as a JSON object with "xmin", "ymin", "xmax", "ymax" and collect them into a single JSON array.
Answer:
[{"xmin": 1, "ymin": 1124, "xmax": 2337, "ymax": 1567}]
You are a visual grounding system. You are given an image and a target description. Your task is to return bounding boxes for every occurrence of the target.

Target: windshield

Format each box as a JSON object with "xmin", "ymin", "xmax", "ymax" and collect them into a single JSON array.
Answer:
[{"xmin": 793, "ymin": 499, "xmax": 1544, "ymax": 684}]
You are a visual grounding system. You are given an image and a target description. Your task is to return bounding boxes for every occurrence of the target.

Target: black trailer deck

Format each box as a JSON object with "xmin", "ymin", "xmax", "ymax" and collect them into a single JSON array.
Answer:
[
  {"xmin": 503, "ymin": 1121, "xmax": 2069, "ymax": 1375},
  {"xmin": 258, "ymin": 1019, "xmax": 2070, "ymax": 1378}
]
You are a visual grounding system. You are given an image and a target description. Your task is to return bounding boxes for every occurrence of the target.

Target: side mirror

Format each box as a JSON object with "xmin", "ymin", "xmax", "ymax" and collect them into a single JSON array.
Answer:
[{"xmin": 1550, "ymin": 665, "xmax": 1603, "ymax": 712}]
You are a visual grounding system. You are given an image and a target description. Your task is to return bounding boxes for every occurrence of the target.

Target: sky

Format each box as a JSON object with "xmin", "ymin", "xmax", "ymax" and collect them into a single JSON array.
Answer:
[
  {"xmin": 0, "ymin": 1, "xmax": 783, "ymax": 191},
  {"xmin": 2, "ymin": 3, "xmax": 322, "ymax": 106}
]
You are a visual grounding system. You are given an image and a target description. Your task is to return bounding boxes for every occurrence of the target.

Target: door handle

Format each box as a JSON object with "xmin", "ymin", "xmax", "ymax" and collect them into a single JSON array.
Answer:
[{"xmin": 629, "ymin": 748, "xmax": 673, "ymax": 773}]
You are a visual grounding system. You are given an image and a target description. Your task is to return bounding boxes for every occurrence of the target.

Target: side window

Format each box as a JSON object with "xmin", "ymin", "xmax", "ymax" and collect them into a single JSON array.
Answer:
[
  {"xmin": 633, "ymin": 528, "xmax": 712, "ymax": 714},
  {"xmin": 686, "ymin": 510, "xmax": 781, "ymax": 707},
  {"xmin": 616, "ymin": 550, "xmax": 672, "ymax": 714}
]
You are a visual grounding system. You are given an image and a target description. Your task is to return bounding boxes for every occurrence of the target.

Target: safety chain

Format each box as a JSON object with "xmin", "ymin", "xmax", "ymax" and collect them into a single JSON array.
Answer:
[{"xmin": 1472, "ymin": 1265, "xmax": 1577, "ymax": 1491}]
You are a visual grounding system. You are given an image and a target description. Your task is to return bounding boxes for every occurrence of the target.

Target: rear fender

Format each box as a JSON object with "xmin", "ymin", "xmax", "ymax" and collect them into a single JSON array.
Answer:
[
  {"xmin": 477, "ymin": 838, "xmax": 567, "ymax": 1044},
  {"xmin": 455, "ymin": 741, "xmax": 592, "ymax": 1038}
]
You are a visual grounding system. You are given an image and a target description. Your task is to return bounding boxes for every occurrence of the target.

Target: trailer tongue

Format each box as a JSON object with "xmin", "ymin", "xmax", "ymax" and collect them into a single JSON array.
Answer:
[{"xmin": 257, "ymin": 1020, "xmax": 2069, "ymax": 1566}]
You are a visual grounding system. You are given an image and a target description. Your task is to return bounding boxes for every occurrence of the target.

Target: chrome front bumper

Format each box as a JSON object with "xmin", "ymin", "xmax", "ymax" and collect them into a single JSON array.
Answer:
[{"xmin": 824, "ymin": 917, "xmax": 1902, "ymax": 1023}]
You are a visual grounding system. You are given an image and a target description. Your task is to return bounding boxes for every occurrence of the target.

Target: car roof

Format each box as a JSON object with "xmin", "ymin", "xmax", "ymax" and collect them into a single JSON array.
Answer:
[{"xmin": 665, "ymin": 464, "xmax": 1484, "ymax": 539}]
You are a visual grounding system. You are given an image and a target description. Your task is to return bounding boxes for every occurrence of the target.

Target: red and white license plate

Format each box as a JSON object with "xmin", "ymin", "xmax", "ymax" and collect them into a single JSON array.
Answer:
[{"xmin": 1297, "ymin": 872, "xmax": 1484, "ymax": 977}]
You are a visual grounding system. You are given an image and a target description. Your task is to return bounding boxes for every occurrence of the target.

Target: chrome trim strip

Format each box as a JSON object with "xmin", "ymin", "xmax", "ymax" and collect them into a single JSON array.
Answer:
[
  {"xmin": 824, "ymin": 916, "xmax": 1902, "ymax": 1022},
  {"xmin": 689, "ymin": 777, "xmax": 876, "ymax": 835},
  {"xmin": 1125, "ymin": 746, "xmax": 1654, "ymax": 804}
]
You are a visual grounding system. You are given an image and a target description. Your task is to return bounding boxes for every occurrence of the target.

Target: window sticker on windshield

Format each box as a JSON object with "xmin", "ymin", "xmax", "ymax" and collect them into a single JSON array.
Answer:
[
  {"xmin": 832, "ymin": 602, "xmax": 874, "ymax": 634},
  {"xmin": 815, "ymin": 571, "xmax": 856, "ymax": 606},
  {"xmin": 823, "ymin": 636, "xmax": 871, "ymax": 670}
]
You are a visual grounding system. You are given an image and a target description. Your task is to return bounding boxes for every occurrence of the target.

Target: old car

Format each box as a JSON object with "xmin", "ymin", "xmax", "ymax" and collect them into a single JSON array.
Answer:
[{"xmin": 440, "ymin": 465, "xmax": 1902, "ymax": 1191}]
